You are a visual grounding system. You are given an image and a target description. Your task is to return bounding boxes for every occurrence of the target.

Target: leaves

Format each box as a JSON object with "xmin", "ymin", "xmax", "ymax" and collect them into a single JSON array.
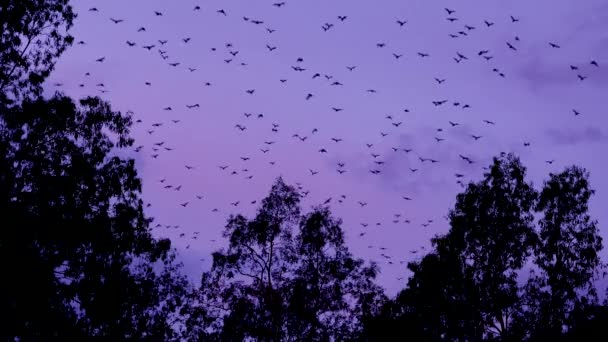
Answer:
[
  {"xmin": 379, "ymin": 154, "xmax": 606, "ymax": 341},
  {"xmin": 0, "ymin": 0, "xmax": 75, "ymax": 104},
  {"xmin": 525, "ymin": 166, "xmax": 603, "ymax": 338},
  {"xmin": 0, "ymin": 95, "xmax": 189, "ymax": 340},
  {"xmin": 188, "ymin": 178, "xmax": 383, "ymax": 341},
  {"xmin": 439, "ymin": 154, "xmax": 538, "ymax": 338}
]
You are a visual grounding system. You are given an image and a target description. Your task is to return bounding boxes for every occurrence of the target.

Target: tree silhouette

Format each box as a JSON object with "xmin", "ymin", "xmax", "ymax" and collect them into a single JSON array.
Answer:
[
  {"xmin": 444, "ymin": 153, "xmax": 537, "ymax": 339},
  {"xmin": 0, "ymin": 95, "xmax": 189, "ymax": 340},
  {"xmin": 185, "ymin": 178, "xmax": 383, "ymax": 341},
  {"xmin": 562, "ymin": 302, "xmax": 608, "ymax": 341},
  {"xmin": 362, "ymin": 155, "xmax": 607, "ymax": 341},
  {"xmin": 0, "ymin": 0, "xmax": 75, "ymax": 104},
  {"xmin": 523, "ymin": 166, "xmax": 604, "ymax": 340},
  {"xmin": 388, "ymin": 248, "xmax": 482, "ymax": 341}
]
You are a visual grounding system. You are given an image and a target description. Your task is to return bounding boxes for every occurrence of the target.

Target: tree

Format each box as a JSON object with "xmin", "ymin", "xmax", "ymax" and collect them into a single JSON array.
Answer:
[
  {"xmin": 563, "ymin": 302, "xmax": 608, "ymax": 341},
  {"xmin": 186, "ymin": 178, "xmax": 383, "ymax": 341},
  {"xmin": 0, "ymin": 94, "xmax": 189, "ymax": 340},
  {"xmin": 444, "ymin": 153, "xmax": 537, "ymax": 339},
  {"xmin": 360, "ymin": 155, "xmax": 606, "ymax": 341},
  {"xmin": 393, "ymin": 238, "xmax": 485, "ymax": 341},
  {"xmin": 382, "ymin": 154, "xmax": 537, "ymax": 341},
  {"xmin": 524, "ymin": 166, "xmax": 603, "ymax": 339},
  {"xmin": 0, "ymin": 0, "xmax": 75, "ymax": 104}
]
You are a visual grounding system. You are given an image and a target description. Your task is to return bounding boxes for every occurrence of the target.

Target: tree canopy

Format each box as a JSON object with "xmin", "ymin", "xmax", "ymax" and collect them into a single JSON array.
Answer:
[
  {"xmin": 373, "ymin": 154, "xmax": 607, "ymax": 342},
  {"xmin": 523, "ymin": 166, "xmax": 603, "ymax": 340},
  {"xmin": 184, "ymin": 178, "xmax": 385, "ymax": 341},
  {"xmin": 0, "ymin": 94, "xmax": 189, "ymax": 340},
  {"xmin": 1, "ymin": 2, "xmax": 196, "ymax": 339},
  {"xmin": 0, "ymin": 0, "xmax": 75, "ymax": 104}
]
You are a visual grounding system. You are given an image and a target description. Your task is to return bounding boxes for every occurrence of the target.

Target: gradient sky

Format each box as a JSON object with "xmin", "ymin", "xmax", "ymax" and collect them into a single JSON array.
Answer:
[{"xmin": 47, "ymin": 0, "xmax": 608, "ymax": 295}]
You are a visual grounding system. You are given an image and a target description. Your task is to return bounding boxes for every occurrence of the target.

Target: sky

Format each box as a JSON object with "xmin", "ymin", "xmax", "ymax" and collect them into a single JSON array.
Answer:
[{"xmin": 47, "ymin": 0, "xmax": 608, "ymax": 295}]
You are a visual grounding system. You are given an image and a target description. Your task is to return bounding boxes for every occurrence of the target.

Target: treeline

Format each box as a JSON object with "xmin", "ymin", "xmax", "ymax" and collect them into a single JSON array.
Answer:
[
  {"xmin": 363, "ymin": 156, "xmax": 607, "ymax": 341},
  {"xmin": 1, "ymin": 1, "xmax": 607, "ymax": 341}
]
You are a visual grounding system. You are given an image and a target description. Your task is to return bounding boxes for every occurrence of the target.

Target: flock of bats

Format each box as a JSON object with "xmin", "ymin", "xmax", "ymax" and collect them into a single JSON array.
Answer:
[{"xmin": 52, "ymin": 1, "xmax": 600, "ymax": 283}]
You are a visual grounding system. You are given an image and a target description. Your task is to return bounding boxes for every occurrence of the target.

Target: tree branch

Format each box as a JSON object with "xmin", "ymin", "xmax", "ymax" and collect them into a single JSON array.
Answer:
[
  {"xmin": 0, "ymin": 36, "xmax": 32, "ymax": 91},
  {"xmin": 0, "ymin": 18, "xmax": 56, "ymax": 92},
  {"xmin": 242, "ymin": 243, "xmax": 268, "ymax": 278},
  {"xmin": 236, "ymin": 265, "xmax": 262, "ymax": 284}
]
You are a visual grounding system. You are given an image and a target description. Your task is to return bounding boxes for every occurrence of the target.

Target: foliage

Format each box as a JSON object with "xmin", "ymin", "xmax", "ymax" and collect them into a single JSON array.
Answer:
[
  {"xmin": 185, "ymin": 178, "xmax": 384, "ymax": 341},
  {"xmin": 445, "ymin": 153, "xmax": 538, "ymax": 339},
  {"xmin": 394, "ymin": 242, "xmax": 484, "ymax": 341},
  {"xmin": 0, "ymin": 0, "xmax": 75, "ymax": 104},
  {"xmin": 523, "ymin": 166, "xmax": 603, "ymax": 339},
  {"xmin": 0, "ymin": 94, "xmax": 189, "ymax": 340},
  {"xmin": 373, "ymin": 154, "xmax": 606, "ymax": 342}
]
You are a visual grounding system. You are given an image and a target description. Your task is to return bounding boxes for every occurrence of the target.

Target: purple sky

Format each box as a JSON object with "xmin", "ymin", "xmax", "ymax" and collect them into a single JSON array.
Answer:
[{"xmin": 47, "ymin": 0, "xmax": 608, "ymax": 295}]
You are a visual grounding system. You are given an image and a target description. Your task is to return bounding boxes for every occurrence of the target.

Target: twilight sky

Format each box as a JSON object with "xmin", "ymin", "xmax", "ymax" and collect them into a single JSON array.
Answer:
[{"xmin": 48, "ymin": 0, "xmax": 608, "ymax": 295}]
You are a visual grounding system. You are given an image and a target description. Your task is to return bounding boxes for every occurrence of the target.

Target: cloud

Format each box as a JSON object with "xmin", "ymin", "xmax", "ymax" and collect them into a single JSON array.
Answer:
[
  {"xmin": 514, "ymin": 1, "xmax": 608, "ymax": 90},
  {"xmin": 367, "ymin": 131, "xmax": 487, "ymax": 196},
  {"xmin": 517, "ymin": 55, "xmax": 608, "ymax": 89},
  {"xmin": 546, "ymin": 126, "xmax": 606, "ymax": 145}
]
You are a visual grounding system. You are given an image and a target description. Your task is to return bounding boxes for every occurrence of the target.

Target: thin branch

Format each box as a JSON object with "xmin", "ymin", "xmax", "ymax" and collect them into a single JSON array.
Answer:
[
  {"xmin": 0, "ymin": 18, "xmax": 57, "ymax": 91},
  {"xmin": 268, "ymin": 238, "xmax": 274, "ymax": 290},
  {"xmin": 236, "ymin": 266, "xmax": 262, "ymax": 283},
  {"xmin": 0, "ymin": 35, "xmax": 33, "ymax": 91},
  {"xmin": 243, "ymin": 243, "xmax": 268, "ymax": 275},
  {"xmin": 487, "ymin": 319, "xmax": 503, "ymax": 336},
  {"xmin": 486, "ymin": 323, "xmax": 501, "ymax": 336}
]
